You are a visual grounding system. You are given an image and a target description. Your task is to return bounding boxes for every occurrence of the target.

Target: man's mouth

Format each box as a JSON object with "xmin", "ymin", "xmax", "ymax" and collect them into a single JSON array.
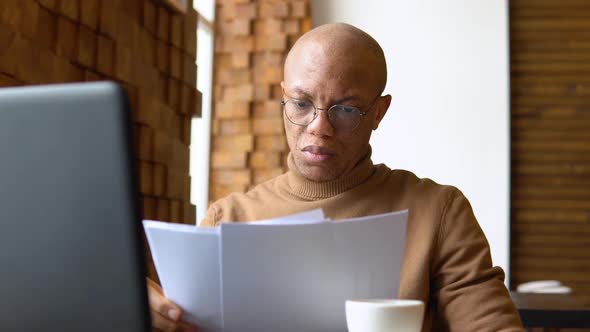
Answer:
[{"xmin": 301, "ymin": 145, "xmax": 335, "ymax": 162}]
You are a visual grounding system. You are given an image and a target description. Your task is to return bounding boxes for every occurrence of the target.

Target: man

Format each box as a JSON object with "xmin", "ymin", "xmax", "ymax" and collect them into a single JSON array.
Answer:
[{"xmin": 149, "ymin": 23, "xmax": 524, "ymax": 331}]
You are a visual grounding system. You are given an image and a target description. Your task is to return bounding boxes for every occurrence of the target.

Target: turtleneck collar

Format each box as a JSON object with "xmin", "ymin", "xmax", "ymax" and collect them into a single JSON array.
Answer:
[{"xmin": 283, "ymin": 147, "xmax": 376, "ymax": 200}]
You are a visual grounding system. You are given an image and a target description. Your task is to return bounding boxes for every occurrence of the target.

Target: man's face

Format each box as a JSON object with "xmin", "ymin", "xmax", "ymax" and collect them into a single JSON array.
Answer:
[{"xmin": 282, "ymin": 43, "xmax": 390, "ymax": 182}]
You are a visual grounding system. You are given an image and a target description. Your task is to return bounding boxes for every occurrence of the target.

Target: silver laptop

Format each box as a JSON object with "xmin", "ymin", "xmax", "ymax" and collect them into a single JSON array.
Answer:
[{"xmin": 0, "ymin": 82, "xmax": 151, "ymax": 331}]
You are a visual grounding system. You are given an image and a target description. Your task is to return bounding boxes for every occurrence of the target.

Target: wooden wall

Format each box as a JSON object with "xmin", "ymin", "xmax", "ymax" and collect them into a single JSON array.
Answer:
[
  {"xmin": 510, "ymin": 0, "xmax": 590, "ymax": 306},
  {"xmin": 0, "ymin": 0, "xmax": 202, "ymax": 280},
  {"xmin": 209, "ymin": 0, "xmax": 311, "ymax": 203}
]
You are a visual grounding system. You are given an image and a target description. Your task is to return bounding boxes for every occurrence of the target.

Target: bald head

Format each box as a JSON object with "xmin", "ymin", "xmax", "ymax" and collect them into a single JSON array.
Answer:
[{"xmin": 284, "ymin": 23, "xmax": 387, "ymax": 94}]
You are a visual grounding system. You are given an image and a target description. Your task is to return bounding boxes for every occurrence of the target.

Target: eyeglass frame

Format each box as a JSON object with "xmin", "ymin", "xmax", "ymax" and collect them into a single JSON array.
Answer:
[{"xmin": 279, "ymin": 93, "xmax": 382, "ymax": 132}]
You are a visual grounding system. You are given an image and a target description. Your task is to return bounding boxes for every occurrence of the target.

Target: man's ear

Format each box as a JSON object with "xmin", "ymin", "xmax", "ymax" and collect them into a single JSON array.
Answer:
[{"xmin": 372, "ymin": 94, "xmax": 391, "ymax": 130}]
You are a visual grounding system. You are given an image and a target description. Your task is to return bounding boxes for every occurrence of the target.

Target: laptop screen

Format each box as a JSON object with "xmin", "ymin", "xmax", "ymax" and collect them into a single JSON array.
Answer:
[{"xmin": 0, "ymin": 82, "xmax": 151, "ymax": 332}]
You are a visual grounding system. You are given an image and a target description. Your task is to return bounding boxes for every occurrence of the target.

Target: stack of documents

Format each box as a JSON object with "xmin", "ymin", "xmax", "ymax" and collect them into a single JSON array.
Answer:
[{"xmin": 143, "ymin": 209, "xmax": 408, "ymax": 332}]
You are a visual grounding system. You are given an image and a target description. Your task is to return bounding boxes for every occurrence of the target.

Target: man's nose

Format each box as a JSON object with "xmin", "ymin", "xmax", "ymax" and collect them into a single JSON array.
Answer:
[{"xmin": 306, "ymin": 108, "xmax": 335, "ymax": 137}]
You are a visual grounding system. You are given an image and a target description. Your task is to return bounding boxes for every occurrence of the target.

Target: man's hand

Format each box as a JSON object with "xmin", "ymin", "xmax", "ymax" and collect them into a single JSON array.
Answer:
[{"xmin": 147, "ymin": 278, "xmax": 198, "ymax": 332}]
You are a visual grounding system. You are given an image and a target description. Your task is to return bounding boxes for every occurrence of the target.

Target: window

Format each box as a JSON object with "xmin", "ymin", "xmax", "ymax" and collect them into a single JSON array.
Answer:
[{"xmin": 190, "ymin": 0, "xmax": 215, "ymax": 224}]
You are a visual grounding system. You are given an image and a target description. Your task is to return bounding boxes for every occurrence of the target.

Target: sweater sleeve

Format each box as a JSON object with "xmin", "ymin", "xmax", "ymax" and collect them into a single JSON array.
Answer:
[
  {"xmin": 199, "ymin": 203, "xmax": 219, "ymax": 227},
  {"xmin": 431, "ymin": 189, "xmax": 524, "ymax": 331}
]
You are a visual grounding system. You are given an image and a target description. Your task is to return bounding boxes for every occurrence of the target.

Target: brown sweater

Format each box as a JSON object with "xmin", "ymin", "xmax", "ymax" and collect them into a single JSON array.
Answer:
[{"xmin": 201, "ymin": 151, "xmax": 524, "ymax": 332}]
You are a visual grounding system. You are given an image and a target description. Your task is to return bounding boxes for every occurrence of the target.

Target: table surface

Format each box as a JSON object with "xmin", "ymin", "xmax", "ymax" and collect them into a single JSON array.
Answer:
[{"xmin": 510, "ymin": 292, "xmax": 590, "ymax": 328}]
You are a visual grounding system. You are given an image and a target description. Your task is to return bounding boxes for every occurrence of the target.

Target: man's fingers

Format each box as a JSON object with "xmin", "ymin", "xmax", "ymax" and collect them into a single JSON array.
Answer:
[
  {"xmin": 146, "ymin": 278, "xmax": 163, "ymax": 293},
  {"xmin": 148, "ymin": 289, "xmax": 182, "ymax": 320},
  {"xmin": 147, "ymin": 280, "xmax": 182, "ymax": 320},
  {"xmin": 150, "ymin": 309, "xmax": 178, "ymax": 332},
  {"xmin": 146, "ymin": 278, "xmax": 197, "ymax": 331},
  {"xmin": 150, "ymin": 310, "xmax": 198, "ymax": 332}
]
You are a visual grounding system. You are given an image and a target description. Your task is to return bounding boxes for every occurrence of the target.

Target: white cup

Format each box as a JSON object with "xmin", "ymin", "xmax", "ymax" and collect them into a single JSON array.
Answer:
[{"xmin": 345, "ymin": 299, "xmax": 424, "ymax": 332}]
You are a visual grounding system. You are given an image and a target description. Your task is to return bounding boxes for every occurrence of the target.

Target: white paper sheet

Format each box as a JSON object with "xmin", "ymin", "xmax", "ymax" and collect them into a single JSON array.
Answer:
[
  {"xmin": 219, "ymin": 210, "xmax": 408, "ymax": 332},
  {"xmin": 142, "ymin": 209, "xmax": 327, "ymax": 331},
  {"xmin": 144, "ymin": 210, "xmax": 408, "ymax": 332},
  {"xmin": 143, "ymin": 220, "xmax": 223, "ymax": 331},
  {"xmin": 244, "ymin": 208, "xmax": 326, "ymax": 225}
]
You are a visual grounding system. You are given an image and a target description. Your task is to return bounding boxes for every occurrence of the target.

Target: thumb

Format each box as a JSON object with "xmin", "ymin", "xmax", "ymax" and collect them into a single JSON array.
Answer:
[{"xmin": 146, "ymin": 278, "xmax": 182, "ymax": 321}]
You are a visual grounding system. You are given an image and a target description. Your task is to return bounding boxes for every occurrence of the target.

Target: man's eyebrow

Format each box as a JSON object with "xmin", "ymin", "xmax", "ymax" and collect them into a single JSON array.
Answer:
[
  {"xmin": 288, "ymin": 87, "xmax": 362, "ymax": 105},
  {"xmin": 289, "ymin": 87, "xmax": 313, "ymax": 99},
  {"xmin": 333, "ymin": 96, "xmax": 361, "ymax": 105}
]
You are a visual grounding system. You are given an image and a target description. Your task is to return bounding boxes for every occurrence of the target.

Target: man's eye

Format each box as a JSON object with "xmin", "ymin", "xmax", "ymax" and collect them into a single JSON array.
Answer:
[
  {"xmin": 295, "ymin": 101, "xmax": 311, "ymax": 109},
  {"xmin": 334, "ymin": 106, "xmax": 359, "ymax": 116}
]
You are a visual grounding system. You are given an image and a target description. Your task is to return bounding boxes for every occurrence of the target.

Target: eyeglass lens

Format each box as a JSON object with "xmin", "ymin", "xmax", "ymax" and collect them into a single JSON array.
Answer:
[{"xmin": 283, "ymin": 99, "xmax": 362, "ymax": 131}]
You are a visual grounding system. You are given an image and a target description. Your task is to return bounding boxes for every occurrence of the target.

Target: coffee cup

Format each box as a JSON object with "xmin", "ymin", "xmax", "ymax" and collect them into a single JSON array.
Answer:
[{"xmin": 345, "ymin": 299, "xmax": 424, "ymax": 332}]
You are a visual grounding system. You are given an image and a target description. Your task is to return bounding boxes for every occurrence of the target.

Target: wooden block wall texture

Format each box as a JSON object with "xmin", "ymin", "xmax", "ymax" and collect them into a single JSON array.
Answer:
[
  {"xmin": 209, "ymin": 0, "xmax": 311, "ymax": 202},
  {"xmin": 510, "ymin": 0, "xmax": 590, "ymax": 308},
  {"xmin": 0, "ymin": 0, "xmax": 201, "ymax": 281}
]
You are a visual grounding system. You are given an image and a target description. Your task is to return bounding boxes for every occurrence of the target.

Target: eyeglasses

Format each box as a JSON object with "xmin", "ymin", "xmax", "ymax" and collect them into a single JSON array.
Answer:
[{"xmin": 280, "ymin": 95, "xmax": 380, "ymax": 133}]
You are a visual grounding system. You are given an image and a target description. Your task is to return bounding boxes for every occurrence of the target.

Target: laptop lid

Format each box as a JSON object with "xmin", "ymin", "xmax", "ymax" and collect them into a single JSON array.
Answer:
[{"xmin": 0, "ymin": 82, "xmax": 151, "ymax": 331}]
